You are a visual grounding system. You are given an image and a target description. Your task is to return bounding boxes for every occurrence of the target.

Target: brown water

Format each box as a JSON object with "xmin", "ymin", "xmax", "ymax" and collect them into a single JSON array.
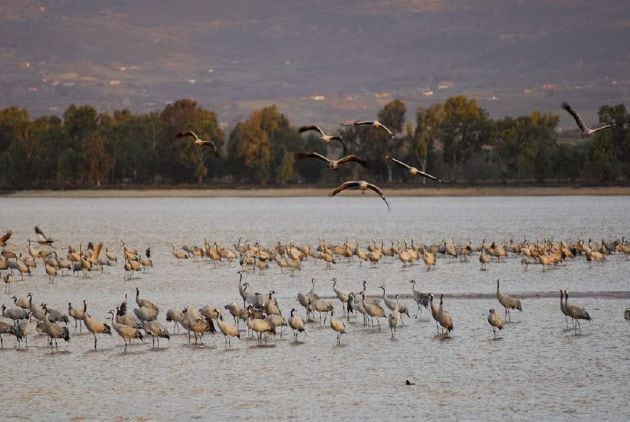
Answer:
[{"xmin": 1, "ymin": 196, "xmax": 629, "ymax": 420}]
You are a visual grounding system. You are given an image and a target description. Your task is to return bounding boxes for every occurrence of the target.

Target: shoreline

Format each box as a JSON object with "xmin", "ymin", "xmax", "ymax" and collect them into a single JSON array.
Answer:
[{"xmin": 3, "ymin": 186, "xmax": 630, "ymax": 198}]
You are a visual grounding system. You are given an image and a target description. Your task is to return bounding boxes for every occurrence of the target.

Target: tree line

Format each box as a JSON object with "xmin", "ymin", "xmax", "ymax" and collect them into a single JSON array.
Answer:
[{"xmin": 0, "ymin": 96, "xmax": 628, "ymax": 190}]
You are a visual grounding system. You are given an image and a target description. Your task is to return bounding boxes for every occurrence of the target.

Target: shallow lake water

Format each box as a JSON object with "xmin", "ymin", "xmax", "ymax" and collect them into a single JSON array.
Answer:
[{"xmin": 0, "ymin": 196, "xmax": 629, "ymax": 420}]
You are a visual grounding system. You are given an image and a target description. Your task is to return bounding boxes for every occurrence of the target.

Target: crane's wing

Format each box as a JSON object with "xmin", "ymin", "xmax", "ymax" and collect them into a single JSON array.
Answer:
[
  {"xmin": 376, "ymin": 122, "xmax": 394, "ymax": 137},
  {"xmin": 176, "ymin": 130, "xmax": 199, "ymax": 140},
  {"xmin": 198, "ymin": 139, "xmax": 220, "ymax": 157},
  {"xmin": 386, "ymin": 155, "xmax": 411, "ymax": 170},
  {"xmin": 337, "ymin": 155, "xmax": 368, "ymax": 168},
  {"xmin": 561, "ymin": 102, "xmax": 588, "ymax": 133},
  {"xmin": 0, "ymin": 230, "xmax": 12, "ymax": 246},
  {"xmin": 298, "ymin": 125, "xmax": 324, "ymax": 136},
  {"xmin": 352, "ymin": 121, "xmax": 374, "ymax": 126},
  {"xmin": 34, "ymin": 226, "xmax": 53, "ymax": 244},
  {"xmin": 415, "ymin": 169, "xmax": 445, "ymax": 184},
  {"xmin": 34, "ymin": 226, "xmax": 45, "ymax": 237},
  {"xmin": 591, "ymin": 124, "xmax": 612, "ymax": 134},
  {"xmin": 331, "ymin": 181, "xmax": 361, "ymax": 197},
  {"xmin": 366, "ymin": 183, "xmax": 390, "ymax": 211},
  {"xmin": 91, "ymin": 242, "xmax": 103, "ymax": 263},
  {"xmin": 295, "ymin": 152, "xmax": 330, "ymax": 163}
]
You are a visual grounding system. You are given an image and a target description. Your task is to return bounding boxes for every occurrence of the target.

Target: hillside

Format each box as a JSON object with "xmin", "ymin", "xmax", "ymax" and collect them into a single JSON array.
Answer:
[{"xmin": 1, "ymin": 0, "xmax": 629, "ymax": 128}]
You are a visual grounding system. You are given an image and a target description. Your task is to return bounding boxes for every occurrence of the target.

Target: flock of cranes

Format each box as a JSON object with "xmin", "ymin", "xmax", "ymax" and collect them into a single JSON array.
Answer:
[
  {"xmin": 0, "ymin": 270, "xmax": 601, "ymax": 352},
  {"xmin": 296, "ymin": 120, "xmax": 445, "ymax": 210},
  {"xmin": 173, "ymin": 101, "xmax": 614, "ymax": 211},
  {"xmin": 0, "ymin": 224, "xmax": 627, "ymax": 352},
  {"xmin": 166, "ymin": 235, "xmax": 630, "ymax": 278},
  {"xmin": 2, "ymin": 225, "xmax": 630, "ymax": 286},
  {"xmin": 177, "ymin": 117, "xmax": 447, "ymax": 210}
]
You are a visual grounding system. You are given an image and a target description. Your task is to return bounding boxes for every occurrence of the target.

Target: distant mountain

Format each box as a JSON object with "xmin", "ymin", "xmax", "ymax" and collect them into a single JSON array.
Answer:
[{"xmin": 1, "ymin": 0, "xmax": 629, "ymax": 128}]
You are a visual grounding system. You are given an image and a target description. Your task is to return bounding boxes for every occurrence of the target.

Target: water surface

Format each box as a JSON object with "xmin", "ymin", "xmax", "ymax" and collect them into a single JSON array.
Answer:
[{"xmin": 1, "ymin": 196, "xmax": 629, "ymax": 420}]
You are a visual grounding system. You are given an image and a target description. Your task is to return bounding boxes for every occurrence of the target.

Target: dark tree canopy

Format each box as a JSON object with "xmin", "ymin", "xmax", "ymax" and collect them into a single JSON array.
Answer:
[{"xmin": 0, "ymin": 97, "xmax": 628, "ymax": 190}]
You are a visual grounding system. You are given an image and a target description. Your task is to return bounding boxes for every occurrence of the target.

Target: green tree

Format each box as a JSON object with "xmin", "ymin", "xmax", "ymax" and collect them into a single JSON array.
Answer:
[
  {"xmin": 597, "ymin": 104, "xmax": 630, "ymax": 179},
  {"xmin": 261, "ymin": 105, "xmax": 291, "ymax": 182},
  {"xmin": 378, "ymin": 99, "xmax": 406, "ymax": 134},
  {"xmin": 63, "ymin": 104, "xmax": 98, "ymax": 148},
  {"xmin": 0, "ymin": 107, "xmax": 31, "ymax": 153},
  {"xmin": 294, "ymin": 135, "xmax": 327, "ymax": 183},
  {"xmin": 493, "ymin": 117, "xmax": 520, "ymax": 181},
  {"xmin": 104, "ymin": 110, "xmax": 162, "ymax": 185},
  {"xmin": 554, "ymin": 143, "xmax": 584, "ymax": 181},
  {"xmin": 2, "ymin": 141, "xmax": 29, "ymax": 189},
  {"xmin": 228, "ymin": 105, "xmax": 300, "ymax": 184},
  {"xmin": 63, "ymin": 104, "xmax": 99, "ymax": 184},
  {"xmin": 583, "ymin": 124, "xmax": 621, "ymax": 182},
  {"xmin": 379, "ymin": 100, "xmax": 406, "ymax": 182},
  {"xmin": 160, "ymin": 99, "xmax": 224, "ymax": 184},
  {"xmin": 56, "ymin": 148, "xmax": 81, "ymax": 187},
  {"xmin": 1, "ymin": 99, "xmax": 629, "ymax": 189},
  {"xmin": 85, "ymin": 132, "xmax": 112, "ymax": 187},
  {"xmin": 414, "ymin": 103, "xmax": 444, "ymax": 182},
  {"xmin": 0, "ymin": 151, "xmax": 11, "ymax": 188},
  {"xmin": 0, "ymin": 107, "xmax": 32, "ymax": 188},
  {"xmin": 516, "ymin": 112, "xmax": 559, "ymax": 182},
  {"xmin": 439, "ymin": 96, "xmax": 490, "ymax": 182},
  {"xmin": 228, "ymin": 110, "xmax": 271, "ymax": 183},
  {"xmin": 278, "ymin": 150, "xmax": 296, "ymax": 184},
  {"xmin": 29, "ymin": 115, "xmax": 65, "ymax": 185}
]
